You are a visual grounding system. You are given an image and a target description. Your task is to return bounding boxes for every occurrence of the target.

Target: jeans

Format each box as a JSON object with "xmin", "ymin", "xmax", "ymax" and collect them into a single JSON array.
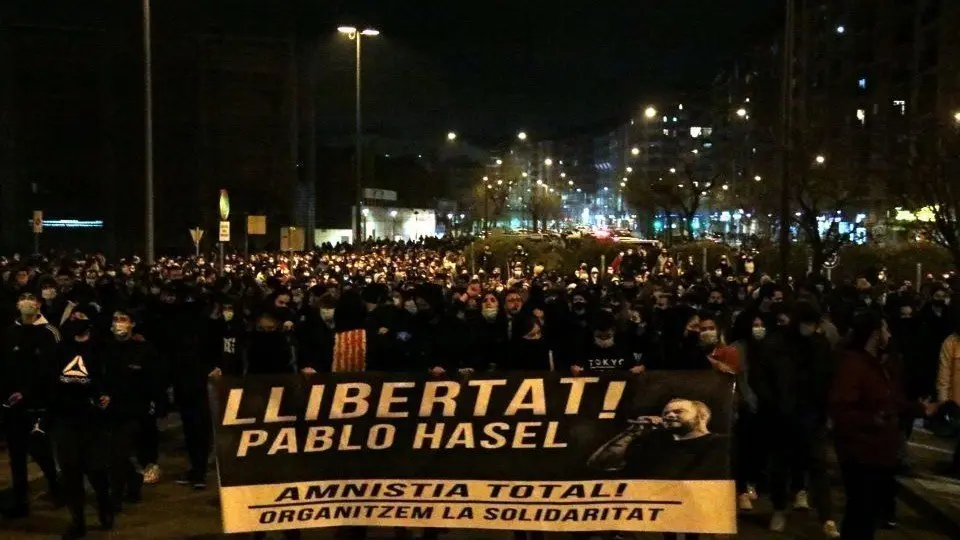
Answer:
[
  {"xmin": 767, "ymin": 416, "xmax": 834, "ymax": 522},
  {"xmin": 839, "ymin": 462, "xmax": 896, "ymax": 540}
]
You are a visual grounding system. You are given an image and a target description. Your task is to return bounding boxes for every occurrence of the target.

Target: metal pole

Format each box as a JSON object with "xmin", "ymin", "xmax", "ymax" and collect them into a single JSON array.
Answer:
[
  {"xmin": 701, "ymin": 246, "xmax": 708, "ymax": 275},
  {"xmin": 600, "ymin": 254, "xmax": 606, "ymax": 281},
  {"xmin": 244, "ymin": 215, "xmax": 249, "ymax": 260},
  {"xmin": 143, "ymin": 0, "xmax": 155, "ymax": 264},
  {"xmin": 219, "ymin": 242, "xmax": 225, "ymax": 277},
  {"xmin": 33, "ymin": 232, "xmax": 39, "ymax": 256},
  {"xmin": 352, "ymin": 35, "xmax": 363, "ymax": 244},
  {"xmin": 195, "ymin": 240, "xmax": 200, "ymax": 259},
  {"xmin": 916, "ymin": 263, "xmax": 922, "ymax": 292},
  {"xmin": 778, "ymin": 0, "xmax": 795, "ymax": 281}
]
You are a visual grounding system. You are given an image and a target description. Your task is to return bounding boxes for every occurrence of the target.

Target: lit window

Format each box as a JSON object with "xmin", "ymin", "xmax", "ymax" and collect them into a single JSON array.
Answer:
[
  {"xmin": 678, "ymin": 104, "xmax": 684, "ymax": 110},
  {"xmin": 690, "ymin": 127, "xmax": 702, "ymax": 138},
  {"xmin": 663, "ymin": 129, "xmax": 670, "ymax": 136},
  {"xmin": 856, "ymin": 109, "xmax": 866, "ymax": 125},
  {"xmin": 702, "ymin": 127, "xmax": 713, "ymax": 136},
  {"xmin": 672, "ymin": 117, "xmax": 678, "ymax": 122},
  {"xmin": 858, "ymin": 78, "xmax": 867, "ymax": 89},
  {"xmin": 893, "ymin": 100, "xmax": 906, "ymax": 115},
  {"xmin": 662, "ymin": 116, "xmax": 668, "ymax": 123},
  {"xmin": 836, "ymin": 25, "xmax": 845, "ymax": 34}
]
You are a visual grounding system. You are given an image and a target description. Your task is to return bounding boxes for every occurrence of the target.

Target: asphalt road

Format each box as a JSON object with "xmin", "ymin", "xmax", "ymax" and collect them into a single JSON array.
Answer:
[{"xmin": 0, "ymin": 418, "xmax": 954, "ymax": 539}]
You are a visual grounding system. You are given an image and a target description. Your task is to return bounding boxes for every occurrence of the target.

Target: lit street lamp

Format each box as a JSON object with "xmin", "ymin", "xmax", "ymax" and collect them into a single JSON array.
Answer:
[
  {"xmin": 517, "ymin": 131, "xmax": 528, "ymax": 141},
  {"xmin": 954, "ymin": 111, "xmax": 960, "ymax": 124},
  {"xmin": 669, "ymin": 167, "xmax": 677, "ymax": 174},
  {"xmin": 544, "ymin": 158, "xmax": 553, "ymax": 166},
  {"xmin": 631, "ymin": 147, "xmax": 640, "ymax": 156},
  {"xmin": 815, "ymin": 155, "xmax": 826, "ymax": 165},
  {"xmin": 736, "ymin": 108, "xmax": 748, "ymax": 118},
  {"xmin": 447, "ymin": 131, "xmax": 457, "ymax": 141},
  {"xmin": 338, "ymin": 25, "xmax": 380, "ymax": 243},
  {"xmin": 496, "ymin": 159, "xmax": 503, "ymax": 165},
  {"xmin": 754, "ymin": 175, "xmax": 762, "ymax": 182},
  {"xmin": 644, "ymin": 106, "xmax": 657, "ymax": 119}
]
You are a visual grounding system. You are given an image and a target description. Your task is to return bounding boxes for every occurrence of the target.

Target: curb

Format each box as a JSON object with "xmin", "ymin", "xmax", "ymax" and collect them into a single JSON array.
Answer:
[{"xmin": 897, "ymin": 476, "xmax": 960, "ymax": 539}]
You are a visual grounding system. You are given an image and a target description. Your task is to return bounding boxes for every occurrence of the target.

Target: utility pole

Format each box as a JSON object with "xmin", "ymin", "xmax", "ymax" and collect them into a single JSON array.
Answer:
[
  {"xmin": 142, "ymin": 0, "xmax": 155, "ymax": 264},
  {"xmin": 778, "ymin": 0, "xmax": 796, "ymax": 280}
]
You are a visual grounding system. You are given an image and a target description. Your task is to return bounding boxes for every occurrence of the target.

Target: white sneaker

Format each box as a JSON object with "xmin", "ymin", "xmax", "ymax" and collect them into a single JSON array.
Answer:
[
  {"xmin": 738, "ymin": 493, "xmax": 754, "ymax": 511},
  {"xmin": 793, "ymin": 490, "xmax": 811, "ymax": 510},
  {"xmin": 769, "ymin": 511, "xmax": 786, "ymax": 533},
  {"xmin": 142, "ymin": 463, "xmax": 161, "ymax": 485},
  {"xmin": 823, "ymin": 520, "xmax": 841, "ymax": 538},
  {"xmin": 746, "ymin": 484, "xmax": 759, "ymax": 501}
]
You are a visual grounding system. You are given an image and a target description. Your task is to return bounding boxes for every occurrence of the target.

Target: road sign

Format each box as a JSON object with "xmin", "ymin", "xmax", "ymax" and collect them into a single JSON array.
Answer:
[
  {"xmin": 219, "ymin": 189, "xmax": 230, "ymax": 221},
  {"xmin": 219, "ymin": 221, "xmax": 231, "ymax": 242},
  {"xmin": 280, "ymin": 227, "xmax": 304, "ymax": 252},
  {"xmin": 32, "ymin": 210, "xmax": 43, "ymax": 233},
  {"xmin": 189, "ymin": 228, "xmax": 204, "ymax": 245},
  {"xmin": 247, "ymin": 215, "xmax": 266, "ymax": 235}
]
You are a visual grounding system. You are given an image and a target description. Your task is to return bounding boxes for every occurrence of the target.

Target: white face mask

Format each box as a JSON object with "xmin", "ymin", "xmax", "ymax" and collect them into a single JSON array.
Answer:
[
  {"xmin": 699, "ymin": 329, "xmax": 719, "ymax": 347},
  {"xmin": 41, "ymin": 288, "xmax": 57, "ymax": 300},
  {"xmin": 223, "ymin": 310, "xmax": 235, "ymax": 322},
  {"xmin": 752, "ymin": 327, "xmax": 767, "ymax": 341},
  {"xmin": 482, "ymin": 307, "xmax": 498, "ymax": 322},
  {"xmin": 320, "ymin": 308, "xmax": 335, "ymax": 323},
  {"xmin": 404, "ymin": 302, "xmax": 418, "ymax": 315},
  {"xmin": 594, "ymin": 336, "xmax": 615, "ymax": 349},
  {"xmin": 112, "ymin": 321, "xmax": 133, "ymax": 337}
]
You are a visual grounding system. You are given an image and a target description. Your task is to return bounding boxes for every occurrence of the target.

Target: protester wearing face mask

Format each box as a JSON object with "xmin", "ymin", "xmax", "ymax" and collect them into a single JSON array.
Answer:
[
  {"xmin": 760, "ymin": 302, "xmax": 839, "ymax": 536},
  {"xmin": 98, "ymin": 308, "xmax": 163, "ymax": 516},
  {"xmin": 918, "ymin": 287, "xmax": 954, "ymax": 402},
  {"xmin": 466, "ymin": 293, "xmax": 507, "ymax": 371},
  {"xmin": 571, "ymin": 312, "xmax": 644, "ymax": 375},
  {"xmin": 728, "ymin": 312, "xmax": 772, "ymax": 512},
  {"xmin": 505, "ymin": 312, "xmax": 552, "ymax": 371},
  {"xmin": 0, "ymin": 292, "xmax": 63, "ymax": 519},
  {"xmin": 49, "ymin": 311, "xmax": 113, "ymax": 538}
]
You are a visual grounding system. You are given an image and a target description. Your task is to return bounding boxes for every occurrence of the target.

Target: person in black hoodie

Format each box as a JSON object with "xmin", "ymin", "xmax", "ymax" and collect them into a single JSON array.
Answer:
[
  {"xmin": 206, "ymin": 296, "xmax": 244, "ymax": 377},
  {"xmin": 413, "ymin": 285, "xmax": 470, "ymax": 376},
  {"xmin": 238, "ymin": 307, "xmax": 303, "ymax": 540},
  {"xmin": 51, "ymin": 316, "xmax": 113, "ymax": 538},
  {"xmin": 505, "ymin": 312, "xmax": 552, "ymax": 371},
  {"xmin": 244, "ymin": 308, "xmax": 299, "ymax": 376},
  {"xmin": 102, "ymin": 307, "xmax": 164, "ymax": 509},
  {"xmin": 0, "ymin": 291, "xmax": 62, "ymax": 518},
  {"xmin": 468, "ymin": 292, "xmax": 508, "ymax": 371}
]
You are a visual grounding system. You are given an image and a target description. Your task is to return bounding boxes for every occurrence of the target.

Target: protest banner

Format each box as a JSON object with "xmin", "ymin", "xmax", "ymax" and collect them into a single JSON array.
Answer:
[{"xmin": 210, "ymin": 371, "xmax": 735, "ymax": 535}]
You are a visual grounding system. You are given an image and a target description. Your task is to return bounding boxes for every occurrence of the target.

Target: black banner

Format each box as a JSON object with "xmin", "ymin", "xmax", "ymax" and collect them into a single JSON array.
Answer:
[{"xmin": 210, "ymin": 371, "xmax": 735, "ymax": 534}]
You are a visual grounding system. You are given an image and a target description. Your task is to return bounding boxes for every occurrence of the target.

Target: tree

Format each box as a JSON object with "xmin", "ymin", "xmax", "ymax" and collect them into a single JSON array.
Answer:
[
  {"xmin": 784, "ymin": 121, "xmax": 873, "ymax": 271},
  {"xmin": 892, "ymin": 123, "xmax": 960, "ymax": 268}
]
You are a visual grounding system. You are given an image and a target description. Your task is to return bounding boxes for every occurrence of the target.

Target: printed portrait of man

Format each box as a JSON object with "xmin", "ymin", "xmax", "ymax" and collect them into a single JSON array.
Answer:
[{"xmin": 587, "ymin": 398, "xmax": 728, "ymax": 480}]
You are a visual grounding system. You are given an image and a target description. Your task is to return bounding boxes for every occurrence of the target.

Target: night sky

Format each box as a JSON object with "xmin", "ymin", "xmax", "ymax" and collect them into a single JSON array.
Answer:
[{"xmin": 315, "ymin": 0, "xmax": 780, "ymax": 145}]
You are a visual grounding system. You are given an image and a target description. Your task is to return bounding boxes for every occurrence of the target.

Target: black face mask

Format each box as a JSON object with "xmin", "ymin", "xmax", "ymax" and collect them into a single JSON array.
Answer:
[
  {"xmin": 933, "ymin": 299, "xmax": 947, "ymax": 308},
  {"xmin": 572, "ymin": 303, "xmax": 586, "ymax": 315},
  {"xmin": 63, "ymin": 319, "xmax": 93, "ymax": 338}
]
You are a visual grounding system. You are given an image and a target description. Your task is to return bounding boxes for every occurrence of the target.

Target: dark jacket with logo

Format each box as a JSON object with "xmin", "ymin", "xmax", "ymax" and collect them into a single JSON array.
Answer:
[
  {"xmin": 49, "ymin": 339, "xmax": 105, "ymax": 421},
  {"xmin": 577, "ymin": 339, "xmax": 637, "ymax": 372}
]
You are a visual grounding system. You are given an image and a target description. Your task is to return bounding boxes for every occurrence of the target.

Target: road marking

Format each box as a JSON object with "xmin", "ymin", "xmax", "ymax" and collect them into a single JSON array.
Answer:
[{"xmin": 908, "ymin": 441, "xmax": 953, "ymax": 455}]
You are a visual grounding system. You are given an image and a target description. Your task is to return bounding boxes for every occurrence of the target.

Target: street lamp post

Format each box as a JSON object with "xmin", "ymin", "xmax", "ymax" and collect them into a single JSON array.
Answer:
[
  {"xmin": 339, "ymin": 26, "xmax": 380, "ymax": 244},
  {"xmin": 143, "ymin": 0, "xmax": 155, "ymax": 264}
]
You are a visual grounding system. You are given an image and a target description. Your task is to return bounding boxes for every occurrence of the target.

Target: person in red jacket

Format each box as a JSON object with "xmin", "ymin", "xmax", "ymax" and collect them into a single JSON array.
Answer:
[{"xmin": 830, "ymin": 311, "xmax": 937, "ymax": 540}]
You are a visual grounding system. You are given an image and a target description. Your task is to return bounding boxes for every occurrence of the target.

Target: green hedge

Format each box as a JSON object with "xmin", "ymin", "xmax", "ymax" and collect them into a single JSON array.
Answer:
[{"xmin": 469, "ymin": 234, "xmax": 955, "ymax": 281}]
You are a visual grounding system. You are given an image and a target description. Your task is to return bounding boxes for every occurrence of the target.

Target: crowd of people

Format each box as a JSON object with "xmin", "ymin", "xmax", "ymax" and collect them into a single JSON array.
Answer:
[{"xmin": 1, "ymin": 238, "xmax": 959, "ymax": 540}]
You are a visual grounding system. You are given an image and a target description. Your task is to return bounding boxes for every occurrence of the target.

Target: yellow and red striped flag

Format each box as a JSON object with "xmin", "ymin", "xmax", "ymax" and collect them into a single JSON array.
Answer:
[{"xmin": 332, "ymin": 329, "xmax": 367, "ymax": 373}]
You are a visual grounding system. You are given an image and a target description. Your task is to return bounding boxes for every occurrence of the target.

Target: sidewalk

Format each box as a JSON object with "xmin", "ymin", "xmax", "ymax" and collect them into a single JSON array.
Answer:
[{"xmin": 897, "ymin": 422, "xmax": 960, "ymax": 538}]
